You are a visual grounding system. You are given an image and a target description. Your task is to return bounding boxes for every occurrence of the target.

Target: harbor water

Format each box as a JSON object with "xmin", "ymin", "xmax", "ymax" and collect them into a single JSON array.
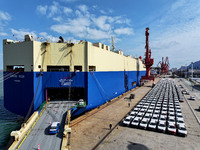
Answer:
[{"xmin": 0, "ymin": 72, "xmax": 23, "ymax": 150}]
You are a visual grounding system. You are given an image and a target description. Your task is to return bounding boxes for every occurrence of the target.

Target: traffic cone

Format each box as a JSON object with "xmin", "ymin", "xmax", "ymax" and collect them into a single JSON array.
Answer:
[{"xmin": 38, "ymin": 144, "xmax": 40, "ymax": 150}]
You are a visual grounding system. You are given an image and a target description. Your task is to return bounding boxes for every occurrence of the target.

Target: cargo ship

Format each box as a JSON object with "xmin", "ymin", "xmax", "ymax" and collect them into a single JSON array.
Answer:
[{"xmin": 3, "ymin": 35, "xmax": 146, "ymax": 117}]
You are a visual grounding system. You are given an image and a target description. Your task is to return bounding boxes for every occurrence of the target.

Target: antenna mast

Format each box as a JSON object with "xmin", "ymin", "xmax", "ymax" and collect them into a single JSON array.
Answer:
[{"xmin": 111, "ymin": 36, "xmax": 115, "ymax": 51}]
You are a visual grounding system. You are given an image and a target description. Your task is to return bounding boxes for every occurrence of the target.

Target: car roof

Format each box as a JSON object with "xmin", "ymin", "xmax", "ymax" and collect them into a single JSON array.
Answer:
[
  {"xmin": 51, "ymin": 122, "xmax": 60, "ymax": 127},
  {"xmin": 125, "ymin": 116, "xmax": 132, "ymax": 119}
]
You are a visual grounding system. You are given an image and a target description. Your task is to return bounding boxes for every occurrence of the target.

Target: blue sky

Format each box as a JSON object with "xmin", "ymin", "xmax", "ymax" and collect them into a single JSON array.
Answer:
[{"xmin": 0, "ymin": 0, "xmax": 200, "ymax": 69}]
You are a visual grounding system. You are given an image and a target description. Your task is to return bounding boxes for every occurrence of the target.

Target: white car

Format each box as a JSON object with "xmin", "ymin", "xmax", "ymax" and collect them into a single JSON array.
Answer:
[
  {"xmin": 139, "ymin": 119, "xmax": 149, "ymax": 129},
  {"xmin": 168, "ymin": 117, "xmax": 176, "ymax": 125},
  {"xmin": 154, "ymin": 109, "xmax": 160, "ymax": 114},
  {"xmin": 135, "ymin": 113, "xmax": 143, "ymax": 121},
  {"xmin": 143, "ymin": 115, "xmax": 151, "ymax": 122},
  {"xmin": 137, "ymin": 104, "xmax": 143, "ymax": 108},
  {"xmin": 167, "ymin": 123, "xmax": 176, "ymax": 135},
  {"xmin": 153, "ymin": 112, "xmax": 159, "ymax": 118},
  {"xmin": 133, "ymin": 107, "xmax": 140, "ymax": 111},
  {"xmin": 148, "ymin": 120, "xmax": 157, "ymax": 130},
  {"xmin": 189, "ymin": 96, "xmax": 195, "ymax": 100},
  {"xmin": 176, "ymin": 111, "xmax": 182, "ymax": 116},
  {"xmin": 168, "ymin": 113, "xmax": 175, "ymax": 119},
  {"xmin": 176, "ymin": 120, "xmax": 185, "ymax": 127},
  {"xmin": 123, "ymin": 116, "xmax": 133, "ymax": 126},
  {"xmin": 176, "ymin": 114, "xmax": 184, "ymax": 121},
  {"xmin": 147, "ymin": 109, "xmax": 153, "ymax": 113},
  {"xmin": 130, "ymin": 118, "xmax": 140, "ymax": 128},
  {"xmin": 129, "ymin": 111, "xmax": 137, "ymax": 118},
  {"xmin": 159, "ymin": 116, "xmax": 167, "ymax": 122},
  {"xmin": 177, "ymin": 125, "xmax": 187, "ymax": 137},
  {"xmin": 151, "ymin": 115, "xmax": 159, "ymax": 122},
  {"xmin": 157, "ymin": 122, "xmax": 166, "ymax": 133}
]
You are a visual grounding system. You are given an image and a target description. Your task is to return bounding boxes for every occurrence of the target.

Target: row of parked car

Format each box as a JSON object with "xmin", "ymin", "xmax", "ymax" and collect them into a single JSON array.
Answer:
[{"xmin": 123, "ymin": 79, "xmax": 187, "ymax": 137}]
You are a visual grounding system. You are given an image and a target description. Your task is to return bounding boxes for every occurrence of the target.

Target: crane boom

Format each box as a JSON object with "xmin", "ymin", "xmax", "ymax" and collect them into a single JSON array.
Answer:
[{"xmin": 141, "ymin": 27, "xmax": 155, "ymax": 86}]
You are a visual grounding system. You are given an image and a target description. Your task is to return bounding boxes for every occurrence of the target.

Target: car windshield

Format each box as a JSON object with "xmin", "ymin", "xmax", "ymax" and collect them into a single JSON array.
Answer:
[
  {"xmin": 169, "ymin": 125, "xmax": 175, "ymax": 129},
  {"xmin": 133, "ymin": 120, "xmax": 138, "ymax": 123},
  {"xmin": 51, "ymin": 126, "xmax": 57, "ymax": 129},
  {"xmin": 150, "ymin": 122, "xmax": 156, "ymax": 125},
  {"xmin": 180, "ymin": 127, "xmax": 186, "ymax": 130},
  {"xmin": 125, "ymin": 119, "xmax": 130, "ymax": 121},
  {"xmin": 178, "ymin": 120, "xmax": 184, "ymax": 123},
  {"xmin": 159, "ymin": 124, "xmax": 165, "ymax": 127},
  {"xmin": 141, "ymin": 121, "xmax": 147, "ymax": 124}
]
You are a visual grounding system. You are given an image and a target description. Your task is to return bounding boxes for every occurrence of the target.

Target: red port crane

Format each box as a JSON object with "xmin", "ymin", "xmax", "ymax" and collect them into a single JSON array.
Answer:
[
  {"xmin": 141, "ymin": 27, "xmax": 155, "ymax": 86},
  {"xmin": 158, "ymin": 57, "xmax": 169, "ymax": 74}
]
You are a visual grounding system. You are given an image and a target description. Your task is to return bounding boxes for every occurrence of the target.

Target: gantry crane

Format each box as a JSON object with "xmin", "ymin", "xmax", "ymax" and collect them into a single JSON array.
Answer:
[{"xmin": 158, "ymin": 57, "xmax": 170, "ymax": 74}]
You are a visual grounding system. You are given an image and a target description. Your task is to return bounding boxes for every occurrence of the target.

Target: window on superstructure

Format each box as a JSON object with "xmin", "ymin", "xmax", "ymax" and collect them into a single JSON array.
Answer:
[
  {"xmin": 74, "ymin": 66, "xmax": 82, "ymax": 72},
  {"xmin": 7, "ymin": 65, "xmax": 24, "ymax": 72},
  {"xmin": 47, "ymin": 66, "xmax": 69, "ymax": 72},
  {"xmin": 89, "ymin": 66, "xmax": 96, "ymax": 72}
]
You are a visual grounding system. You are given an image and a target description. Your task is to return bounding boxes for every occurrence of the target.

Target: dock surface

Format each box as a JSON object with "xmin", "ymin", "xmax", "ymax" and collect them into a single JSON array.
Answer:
[
  {"xmin": 71, "ymin": 79, "xmax": 159, "ymax": 150},
  {"xmin": 96, "ymin": 78, "xmax": 200, "ymax": 150}
]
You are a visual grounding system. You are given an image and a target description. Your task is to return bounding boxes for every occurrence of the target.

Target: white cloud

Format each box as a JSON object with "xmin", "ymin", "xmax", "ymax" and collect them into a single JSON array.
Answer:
[
  {"xmin": 93, "ymin": 16, "xmax": 111, "ymax": 31},
  {"xmin": 77, "ymin": 5, "xmax": 88, "ymax": 14},
  {"xmin": 0, "ymin": 11, "xmax": 11, "ymax": 38},
  {"xmin": 42, "ymin": 2, "xmax": 133, "ymax": 40},
  {"xmin": 115, "ymin": 17, "xmax": 131, "ymax": 25},
  {"xmin": 39, "ymin": 32, "xmax": 59, "ymax": 42},
  {"xmin": 114, "ymin": 28, "xmax": 134, "ymax": 35},
  {"xmin": 53, "ymin": 16, "xmax": 63, "ymax": 22},
  {"xmin": 100, "ymin": 10, "xmax": 106, "ymax": 14},
  {"xmin": 170, "ymin": 0, "xmax": 186, "ymax": 11},
  {"xmin": 0, "ymin": 11, "xmax": 11, "ymax": 21},
  {"xmin": 11, "ymin": 29, "xmax": 37, "ymax": 40},
  {"xmin": 0, "ymin": 32, "xmax": 8, "ymax": 36},
  {"xmin": 60, "ymin": 0, "xmax": 77, "ymax": 2},
  {"xmin": 86, "ymin": 28, "xmax": 111, "ymax": 40},
  {"xmin": 63, "ymin": 7, "xmax": 73, "ymax": 14},
  {"xmin": 51, "ymin": 17, "xmax": 90, "ymax": 36},
  {"xmin": 36, "ymin": 5, "xmax": 48, "ymax": 15},
  {"xmin": 48, "ymin": 1, "xmax": 60, "ymax": 18},
  {"xmin": 147, "ymin": 0, "xmax": 200, "ymax": 68},
  {"xmin": 51, "ymin": 23, "xmax": 87, "ymax": 37}
]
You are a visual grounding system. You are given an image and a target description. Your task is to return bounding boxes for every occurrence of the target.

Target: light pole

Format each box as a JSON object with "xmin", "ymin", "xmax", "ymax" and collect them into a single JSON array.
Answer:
[
  {"xmin": 185, "ymin": 64, "xmax": 187, "ymax": 78},
  {"xmin": 191, "ymin": 62, "xmax": 193, "ymax": 79}
]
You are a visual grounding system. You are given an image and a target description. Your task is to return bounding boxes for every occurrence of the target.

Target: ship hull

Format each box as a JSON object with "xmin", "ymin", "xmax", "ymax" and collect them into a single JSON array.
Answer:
[{"xmin": 4, "ymin": 70, "xmax": 146, "ymax": 117}]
